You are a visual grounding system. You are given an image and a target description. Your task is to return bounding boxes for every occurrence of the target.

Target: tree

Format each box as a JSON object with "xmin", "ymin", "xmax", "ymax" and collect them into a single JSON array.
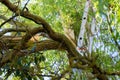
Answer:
[{"xmin": 0, "ymin": 0, "xmax": 120, "ymax": 80}]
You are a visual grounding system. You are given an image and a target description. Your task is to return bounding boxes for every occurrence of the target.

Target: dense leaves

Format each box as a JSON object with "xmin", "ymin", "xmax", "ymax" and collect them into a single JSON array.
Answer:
[{"xmin": 0, "ymin": 0, "xmax": 120, "ymax": 80}]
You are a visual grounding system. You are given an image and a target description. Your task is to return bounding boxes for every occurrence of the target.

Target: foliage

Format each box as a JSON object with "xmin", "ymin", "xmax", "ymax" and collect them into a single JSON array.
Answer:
[{"xmin": 0, "ymin": 0, "xmax": 120, "ymax": 80}]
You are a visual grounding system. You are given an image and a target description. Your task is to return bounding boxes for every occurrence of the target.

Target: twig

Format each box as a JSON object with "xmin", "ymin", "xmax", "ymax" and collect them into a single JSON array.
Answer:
[{"xmin": 0, "ymin": 15, "xmax": 17, "ymax": 28}]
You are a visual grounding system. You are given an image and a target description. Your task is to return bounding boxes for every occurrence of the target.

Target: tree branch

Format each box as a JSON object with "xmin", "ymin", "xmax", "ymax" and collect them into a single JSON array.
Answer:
[
  {"xmin": 0, "ymin": 15, "xmax": 17, "ymax": 28},
  {"xmin": 0, "ymin": 39, "xmax": 64, "ymax": 67},
  {"xmin": 0, "ymin": 28, "xmax": 26, "ymax": 37},
  {"xmin": 0, "ymin": 0, "xmax": 82, "ymax": 59}
]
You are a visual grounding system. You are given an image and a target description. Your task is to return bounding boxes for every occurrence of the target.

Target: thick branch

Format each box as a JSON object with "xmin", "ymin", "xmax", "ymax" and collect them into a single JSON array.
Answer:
[
  {"xmin": 17, "ymin": 40, "xmax": 65, "ymax": 56},
  {"xmin": 0, "ymin": 0, "xmax": 82, "ymax": 58},
  {"xmin": 0, "ymin": 39, "xmax": 64, "ymax": 67}
]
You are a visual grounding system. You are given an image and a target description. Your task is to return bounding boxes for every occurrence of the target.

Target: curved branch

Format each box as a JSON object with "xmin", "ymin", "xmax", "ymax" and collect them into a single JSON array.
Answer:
[
  {"xmin": 0, "ymin": 0, "xmax": 82, "ymax": 58},
  {"xmin": 0, "ymin": 27, "xmax": 45, "ymax": 45}
]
